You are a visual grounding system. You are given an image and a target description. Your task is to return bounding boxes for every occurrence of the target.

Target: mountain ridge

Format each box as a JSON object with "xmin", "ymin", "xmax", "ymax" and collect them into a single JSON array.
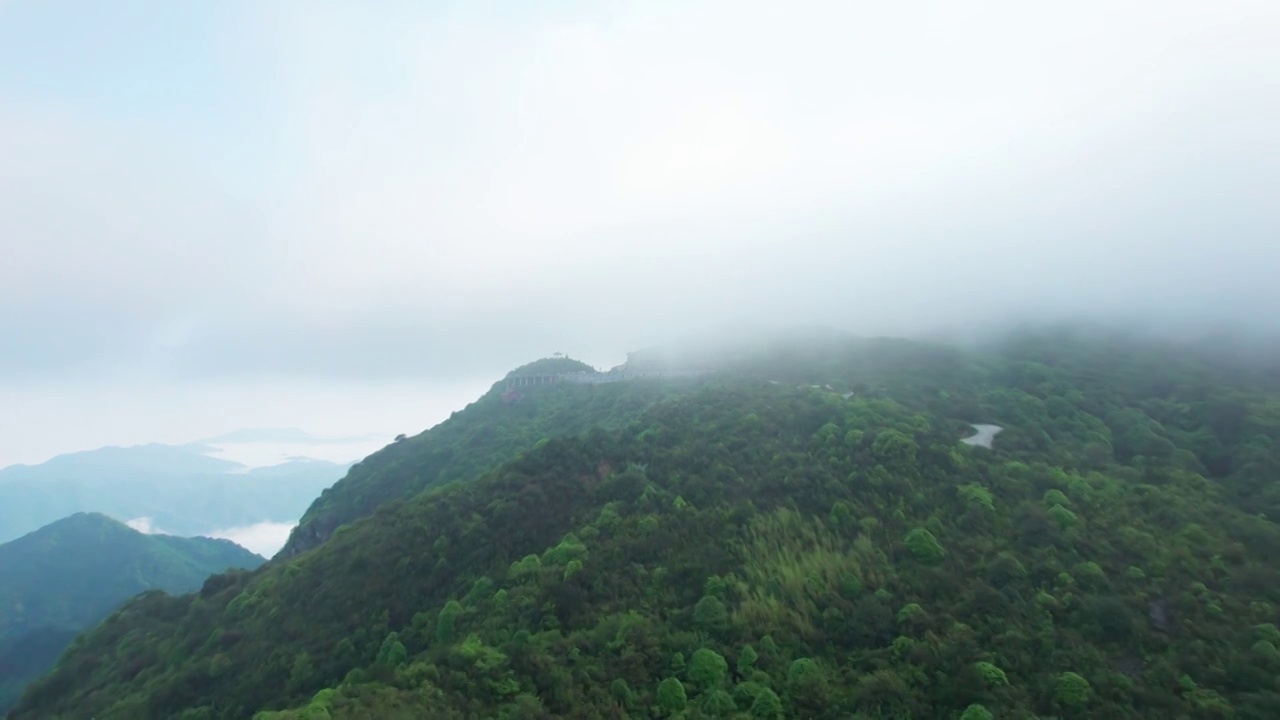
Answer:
[{"xmin": 278, "ymin": 328, "xmax": 980, "ymax": 559}]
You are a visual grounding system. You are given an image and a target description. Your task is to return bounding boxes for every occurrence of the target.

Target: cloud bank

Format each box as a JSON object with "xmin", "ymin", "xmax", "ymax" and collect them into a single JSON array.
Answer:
[
  {"xmin": 2, "ymin": 0, "xmax": 1277, "ymax": 458},
  {"xmin": 128, "ymin": 515, "xmax": 294, "ymax": 559}
]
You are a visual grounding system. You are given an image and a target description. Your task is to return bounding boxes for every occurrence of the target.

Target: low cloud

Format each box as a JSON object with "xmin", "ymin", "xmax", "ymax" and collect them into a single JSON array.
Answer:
[
  {"xmin": 203, "ymin": 521, "xmax": 296, "ymax": 559},
  {"xmin": 125, "ymin": 516, "xmax": 159, "ymax": 535},
  {"xmin": 127, "ymin": 515, "xmax": 294, "ymax": 559},
  {"xmin": 2, "ymin": 0, "xmax": 1277, "ymax": 455}
]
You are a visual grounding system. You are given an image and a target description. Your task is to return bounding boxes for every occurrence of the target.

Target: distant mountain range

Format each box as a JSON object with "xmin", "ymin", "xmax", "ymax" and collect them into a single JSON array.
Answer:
[
  {"xmin": 196, "ymin": 427, "xmax": 386, "ymax": 445},
  {"xmin": 0, "ymin": 442, "xmax": 241, "ymax": 482},
  {"xmin": 0, "ymin": 512, "xmax": 263, "ymax": 714},
  {"xmin": 0, "ymin": 437, "xmax": 358, "ymax": 544}
]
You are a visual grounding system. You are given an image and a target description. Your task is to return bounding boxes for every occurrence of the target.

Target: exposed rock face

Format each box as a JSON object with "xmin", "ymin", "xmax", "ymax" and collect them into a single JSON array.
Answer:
[
  {"xmin": 278, "ymin": 515, "xmax": 341, "ymax": 559},
  {"xmin": 1149, "ymin": 597, "xmax": 1174, "ymax": 633},
  {"xmin": 961, "ymin": 424, "xmax": 1003, "ymax": 449}
]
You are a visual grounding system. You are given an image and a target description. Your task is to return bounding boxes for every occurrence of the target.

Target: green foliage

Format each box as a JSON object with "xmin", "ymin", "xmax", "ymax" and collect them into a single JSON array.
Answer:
[
  {"xmin": 958, "ymin": 483, "xmax": 995, "ymax": 511},
  {"xmin": 896, "ymin": 602, "xmax": 926, "ymax": 624},
  {"xmin": 872, "ymin": 429, "xmax": 918, "ymax": 469},
  {"xmin": 1043, "ymin": 488, "xmax": 1072, "ymax": 507},
  {"xmin": 700, "ymin": 688, "xmax": 737, "ymax": 716},
  {"xmin": 748, "ymin": 686, "xmax": 784, "ymax": 719},
  {"xmin": 736, "ymin": 645, "xmax": 759, "ymax": 676},
  {"xmin": 694, "ymin": 594, "xmax": 730, "ymax": 634},
  {"xmin": 375, "ymin": 633, "xmax": 406, "ymax": 667},
  {"xmin": 703, "ymin": 575, "xmax": 727, "ymax": 598},
  {"xmin": 828, "ymin": 500, "xmax": 853, "ymax": 528},
  {"xmin": 1047, "ymin": 503, "xmax": 1079, "ymax": 528},
  {"xmin": 508, "ymin": 554, "xmax": 540, "ymax": 579},
  {"xmin": 686, "ymin": 648, "xmax": 728, "ymax": 690},
  {"xmin": 1252, "ymin": 640, "xmax": 1280, "ymax": 659},
  {"xmin": 974, "ymin": 661, "xmax": 1008, "ymax": 687},
  {"xmin": 13, "ymin": 328, "xmax": 1280, "ymax": 720},
  {"xmin": 1255, "ymin": 623, "xmax": 1280, "ymax": 644},
  {"xmin": 435, "ymin": 600, "xmax": 463, "ymax": 644},
  {"xmin": 960, "ymin": 704, "xmax": 995, "ymax": 720},
  {"xmin": 282, "ymin": 366, "xmax": 695, "ymax": 558},
  {"xmin": 609, "ymin": 678, "xmax": 634, "ymax": 706},
  {"xmin": 542, "ymin": 533, "xmax": 587, "ymax": 566},
  {"xmin": 656, "ymin": 677, "xmax": 687, "ymax": 714},
  {"xmin": 903, "ymin": 527, "xmax": 946, "ymax": 563},
  {"xmin": 1056, "ymin": 671, "xmax": 1092, "ymax": 708}
]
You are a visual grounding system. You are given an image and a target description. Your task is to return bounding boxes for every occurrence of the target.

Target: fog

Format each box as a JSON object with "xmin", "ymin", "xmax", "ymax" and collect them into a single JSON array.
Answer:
[
  {"xmin": 127, "ymin": 516, "xmax": 294, "ymax": 559},
  {"xmin": 2, "ymin": 0, "xmax": 1278, "ymax": 464}
]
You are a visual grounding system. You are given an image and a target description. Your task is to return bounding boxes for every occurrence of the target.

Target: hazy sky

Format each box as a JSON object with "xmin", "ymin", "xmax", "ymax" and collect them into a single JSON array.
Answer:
[{"xmin": 3, "ymin": 0, "xmax": 1278, "ymax": 466}]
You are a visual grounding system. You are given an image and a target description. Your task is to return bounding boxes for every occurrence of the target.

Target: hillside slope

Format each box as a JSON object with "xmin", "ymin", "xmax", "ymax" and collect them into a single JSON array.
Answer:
[
  {"xmin": 279, "ymin": 356, "xmax": 701, "ymax": 558},
  {"xmin": 279, "ymin": 336, "xmax": 995, "ymax": 560},
  {"xmin": 0, "ymin": 513, "xmax": 263, "ymax": 714},
  {"xmin": 11, "ymin": 329, "xmax": 1280, "ymax": 719}
]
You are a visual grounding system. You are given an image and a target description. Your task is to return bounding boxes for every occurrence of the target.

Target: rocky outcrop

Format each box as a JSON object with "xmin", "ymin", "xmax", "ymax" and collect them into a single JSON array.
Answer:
[
  {"xmin": 1148, "ymin": 597, "xmax": 1174, "ymax": 633},
  {"xmin": 961, "ymin": 424, "xmax": 1003, "ymax": 449},
  {"xmin": 277, "ymin": 514, "xmax": 342, "ymax": 560}
]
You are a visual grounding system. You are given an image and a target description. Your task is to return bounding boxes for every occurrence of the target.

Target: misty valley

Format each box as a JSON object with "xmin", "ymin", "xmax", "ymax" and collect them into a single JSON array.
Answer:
[
  {"xmin": 0, "ymin": 432, "xmax": 368, "ymax": 713},
  {"xmin": 4, "ymin": 326, "xmax": 1280, "ymax": 718}
]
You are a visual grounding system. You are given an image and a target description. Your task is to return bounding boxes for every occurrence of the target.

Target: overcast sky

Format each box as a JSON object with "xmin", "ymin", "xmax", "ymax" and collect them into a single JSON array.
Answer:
[{"xmin": 2, "ymin": 0, "xmax": 1278, "ymax": 466}]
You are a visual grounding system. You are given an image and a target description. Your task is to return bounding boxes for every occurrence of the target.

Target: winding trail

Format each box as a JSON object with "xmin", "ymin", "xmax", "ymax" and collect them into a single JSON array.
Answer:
[{"xmin": 961, "ymin": 424, "xmax": 1003, "ymax": 449}]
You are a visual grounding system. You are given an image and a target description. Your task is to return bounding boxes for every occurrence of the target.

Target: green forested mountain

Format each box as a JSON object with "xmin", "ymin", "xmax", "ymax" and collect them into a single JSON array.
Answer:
[
  {"xmin": 279, "ymin": 339, "xmax": 986, "ymax": 560},
  {"xmin": 280, "ymin": 356, "xmax": 697, "ymax": 558},
  {"xmin": 11, "ymin": 328, "xmax": 1280, "ymax": 719},
  {"xmin": 0, "ymin": 513, "xmax": 264, "ymax": 714}
]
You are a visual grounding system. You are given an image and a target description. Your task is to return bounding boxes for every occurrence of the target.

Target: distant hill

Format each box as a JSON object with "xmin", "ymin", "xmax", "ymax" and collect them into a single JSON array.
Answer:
[
  {"xmin": 0, "ymin": 442, "xmax": 242, "ymax": 483},
  {"xmin": 0, "ymin": 443, "xmax": 350, "ymax": 544},
  {"xmin": 0, "ymin": 513, "xmax": 263, "ymax": 714},
  {"xmin": 198, "ymin": 428, "xmax": 385, "ymax": 445}
]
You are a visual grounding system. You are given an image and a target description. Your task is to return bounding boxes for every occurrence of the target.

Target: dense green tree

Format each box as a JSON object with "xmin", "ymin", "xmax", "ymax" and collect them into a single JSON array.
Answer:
[
  {"xmin": 656, "ymin": 677, "xmax": 687, "ymax": 714},
  {"xmin": 694, "ymin": 594, "xmax": 730, "ymax": 634},
  {"xmin": 375, "ymin": 633, "xmax": 406, "ymax": 667},
  {"xmin": 736, "ymin": 645, "xmax": 759, "ymax": 677},
  {"xmin": 903, "ymin": 527, "xmax": 947, "ymax": 563},
  {"xmin": 974, "ymin": 661, "xmax": 1008, "ymax": 688},
  {"xmin": 960, "ymin": 704, "xmax": 994, "ymax": 720},
  {"xmin": 435, "ymin": 600, "xmax": 463, "ymax": 644},
  {"xmin": 1056, "ymin": 671, "xmax": 1092, "ymax": 708},
  {"xmin": 700, "ymin": 688, "xmax": 737, "ymax": 716},
  {"xmin": 686, "ymin": 648, "xmax": 729, "ymax": 690},
  {"xmin": 749, "ymin": 687, "xmax": 784, "ymax": 719}
]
